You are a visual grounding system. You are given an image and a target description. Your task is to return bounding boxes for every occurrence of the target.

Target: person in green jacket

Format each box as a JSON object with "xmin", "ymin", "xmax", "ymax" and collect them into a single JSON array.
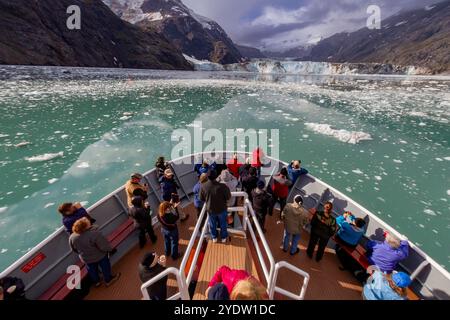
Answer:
[{"xmin": 281, "ymin": 195, "xmax": 311, "ymax": 255}]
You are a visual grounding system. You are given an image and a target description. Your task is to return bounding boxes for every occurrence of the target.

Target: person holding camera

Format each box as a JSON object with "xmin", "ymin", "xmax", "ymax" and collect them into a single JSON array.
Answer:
[
  {"xmin": 129, "ymin": 196, "xmax": 157, "ymax": 248},
  {"xmin": 69, "ymin": 217, "xmax": 120, "ymax": 287},
  {"xmin": 58, "ymin": 202, "xmax": 96, "ymax": 234},
  {"xmin": 125, "ymin": 173, "xmax": 149, "ymax": 208},
  {"xmin": 287, "ymin": 160, "xmax": 309, "ymax": 186},
  {"xmin": 139, "ymin": 252, "xmax": 168, "ymax": 300},
  {"xmin": 159, "ymin": 168, "xmax": 189, "ymax": 222}
]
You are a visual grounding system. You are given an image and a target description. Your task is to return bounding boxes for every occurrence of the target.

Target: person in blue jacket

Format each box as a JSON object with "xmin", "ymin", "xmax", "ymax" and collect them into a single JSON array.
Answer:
[
  {"xmin": 287, "ymin": 160, "xmax": 308, "ymax": 185},
  {"xmin": 58, "ymin": 202, "xmax": 96, "ymax": 234},
  {"xmin": 334, "ymin": 212, "xmax": 366, "ymax": 271},
  {"xmin": 194, "ymin": 159, "xmax": 217, "ymax": 177},
  {"xmin": 363, "ymin": 271, "xmax": 411, "ymax": 300},
  {"xmin": 335, "ymin": 212, "xmax": 366, "ymax": 247},
  {"xmin": 193, "ymin": 173, "xmax": 209, "ymax": 223}
]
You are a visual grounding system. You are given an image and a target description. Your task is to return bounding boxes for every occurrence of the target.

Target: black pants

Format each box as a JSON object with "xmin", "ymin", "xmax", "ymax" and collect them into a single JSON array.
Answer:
[
  {"xmin": 306, "ymin": 231, "xmax": 330, "ymax": 261},
  {"xmin": 255, "ymin": 211, "xmax": 267, "ymax": 230},
  {"xmin": 139, "ymin": 222, "xmax": 157, "ymax": 248},
  {"xmin": 269, "ymin": 196, "xmax": 287, "ymax": 217}
]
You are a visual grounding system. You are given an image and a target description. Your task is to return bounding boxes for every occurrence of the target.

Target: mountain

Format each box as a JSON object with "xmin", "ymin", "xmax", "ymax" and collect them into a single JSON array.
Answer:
[
  {"xmin": 263, "ymin": 46, "xmax": 312, "ymax": 59},
  {"xmin": 103, "ymin": 0, "xmax": 242, "ymax": 64},
  {"xmin": 236, "ymin": 45, "xmax": 266, "ymax": 59},
  {"xmin": 0, "ymin": 0, "xmax": 191, "ymax": 70},
  {"xmin": 304, "ymin": 1, "xmax": 450, "ymax": 74}
]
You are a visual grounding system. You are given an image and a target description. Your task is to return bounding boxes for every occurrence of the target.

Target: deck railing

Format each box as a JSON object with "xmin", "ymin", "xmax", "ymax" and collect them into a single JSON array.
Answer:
[{"xmin": 140, "ymin": 191, "xmax": 310, "ymax": 300}]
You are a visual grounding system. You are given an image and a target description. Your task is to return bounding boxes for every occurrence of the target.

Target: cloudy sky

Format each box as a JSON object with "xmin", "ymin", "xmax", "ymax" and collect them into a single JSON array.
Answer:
[{"xmin": 183, "ymin": 0, "xmax": 443, "ymax": 51}]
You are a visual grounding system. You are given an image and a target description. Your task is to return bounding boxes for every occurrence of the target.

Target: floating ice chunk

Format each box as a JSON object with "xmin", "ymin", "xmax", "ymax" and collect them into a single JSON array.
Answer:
[
  {"xmin": 1, "ymin": 249, "xmax": 8, "ymax": 254},
  {"xmin": 77, "ymin": 162, "xmax": 90, "ymax": 169},
  {"xmin": 436, "ymin": 158, "xmax": 443, "ymax": 162},
  {"xmin": 443, "ymin": 157, "xmax": 450, "ymax": 161},
  {"xmin": 14, "ymin": 141, "xmax": 31, "ymax": 147},
  {"xmin": 80, "ymin": 201, "xmax": 89, "ymax": 207},
  {"xmin": 247, "ymin": 93, "xmax": 259, "ymax": 97},
  {"xmin": 48, "ymin": 178, "xmax": 58, "ymax": 184},
  {"xmin": 61, "ymin": 134, "xmax": 69, "ymax": 139},
  {"xmin": 26, "ymin": 151, "xmax": 64, "ymax": 162},
  {"xmin": 393, "ymin": 159, "xmax": 403, "ymax": 164},
  {"xmin": 352, "ymin": 169, "xmax": 364, "ymax": 175},
  {"xmin": 374, "ymin": 176, "xmax": 382, "ymax": 181},
  {"xmin": 0, "ymin": 206, "xmax": 7, "ymax": 214},
  {"xmin": 0, "ymin": 134, "xmax": 9, "ymax": 138},
  {"xmin": 44, "ymin": 203, "xmax": 55, "ymax": 208},
  {"xmin": 119, "ymin": 116, "xmax": 132, "ymax": 121},
  {"xmin": 423, "ymin": 209, "xmax": 437, "ymax": 216},
  {"xmin": 123, "ymin": 112, "xmax": 133, "ymax": 116},
  {"xmin": 304, "ymin": 123, "xmax": 372, "ymax": 144},
  {"xmin": 447, "ymin": 190, "xmax": 450, "ymax": 196}
]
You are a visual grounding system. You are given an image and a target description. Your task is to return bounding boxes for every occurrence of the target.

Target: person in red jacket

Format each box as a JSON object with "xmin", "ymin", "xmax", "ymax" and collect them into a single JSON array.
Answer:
[
  {"xmin": 251, "ymin": 147, "xmax": 269, "ymax": 177},
  {"xmin": 206, "ymin": 265, "xmax": 268, "ymax": 300},
  {"xmin": 269, "ymin": 167, "xmax": 292, "ymax": 217},
  {"xmin": 227, "ymin": 153, "xmax": 243, "ymax": 179}
]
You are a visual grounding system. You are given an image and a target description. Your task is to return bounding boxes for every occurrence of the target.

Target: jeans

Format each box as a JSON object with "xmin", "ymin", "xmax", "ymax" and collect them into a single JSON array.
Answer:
[
  {"xmin": 162, "ymin": 227, "xmax": 179, "ymax": 259},
  {"xmin": 208, "ymin": 210, "xmax": 228, "ymax": 240},
  {"xmin": 283, "ymin": 231, "xmax": 301, "ymax": 254},
  {"xmin": 86, "ymin": 255, "xmax": 112, "ymax": 283}
]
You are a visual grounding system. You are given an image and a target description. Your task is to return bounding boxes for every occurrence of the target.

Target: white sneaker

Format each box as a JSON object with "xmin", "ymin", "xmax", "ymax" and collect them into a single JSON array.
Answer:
[
  {"xmin": 221, "ymin": 238, "xmax": 227, "ymax": 243},
  {"xmin": 212, "ymin": 238, "xmax": 218, "ymax": 243}
]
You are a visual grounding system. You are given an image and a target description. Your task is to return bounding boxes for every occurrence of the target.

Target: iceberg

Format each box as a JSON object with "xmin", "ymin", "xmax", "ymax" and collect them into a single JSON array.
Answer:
[
  {"xmin": 305, "ymin": 123, "xmax": 373, "ymax": 144},
  {"xmin": 25, "ymin": 151, "xmax": 64, "ymax": 163}
]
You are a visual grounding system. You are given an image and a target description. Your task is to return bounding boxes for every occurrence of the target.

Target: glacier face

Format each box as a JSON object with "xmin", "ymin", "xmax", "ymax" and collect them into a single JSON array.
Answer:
[{"xmin": 184, "ymin": 55, "xmax": 427, "ymax": 75}]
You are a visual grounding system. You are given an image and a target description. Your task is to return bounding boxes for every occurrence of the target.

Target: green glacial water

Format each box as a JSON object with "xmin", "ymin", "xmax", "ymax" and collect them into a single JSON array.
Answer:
[{"xmin": 0, "ymin": 66, "xmax": 449, "ymax": 271}]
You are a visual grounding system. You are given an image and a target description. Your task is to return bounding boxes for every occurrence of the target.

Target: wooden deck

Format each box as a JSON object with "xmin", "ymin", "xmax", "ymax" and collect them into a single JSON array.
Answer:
[
  {"xmin": 85, "ymin": 203, "xmax": 363, "ymax": 300},
  {"xmin": 193, "ymin": 236, "xmax": 259, "ymax": 300}
]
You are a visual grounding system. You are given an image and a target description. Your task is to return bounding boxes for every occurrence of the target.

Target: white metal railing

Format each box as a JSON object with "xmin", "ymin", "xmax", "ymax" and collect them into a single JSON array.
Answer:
[
  {"xmin": 141, "ymin": 191, "xmax": 310, "ymax": 300},
  {"xmin": 268, "ymin": 261, "xmax": 310, "ymax": 300},
  {"xmin": 140, "ymin": 267, "xmax": 189, "ymax": 300}
]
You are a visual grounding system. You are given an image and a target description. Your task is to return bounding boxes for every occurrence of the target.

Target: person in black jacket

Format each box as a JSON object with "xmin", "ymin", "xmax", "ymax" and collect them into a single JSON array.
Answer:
[
  {"xmin": 251, "ymin": 180, "xmax": 272, "ymax": 233},
  {"xmin": 200, "ymin": 170, "xmax": 231, "ymax": 243},
  {"xmin": 0, "ymin": 276, "xmax": 26, "ymax": 301},
  {"xmin": 155, "ymin": 156, "xmax": 169, "ymax": 179},
  {"xmin": 139, "ymin": 252, "xmax": 168, "ymax": 300},
  {"xmin": 241, "ymin": 166, "xmax": 259, "ymax": 203},
  {"xmin": 306, "ymin": 202, "xmax": 337, "ymax": 262},
  {"xmin": 129, "ymin": 196, "xmax": 157, "ymax": 248}
]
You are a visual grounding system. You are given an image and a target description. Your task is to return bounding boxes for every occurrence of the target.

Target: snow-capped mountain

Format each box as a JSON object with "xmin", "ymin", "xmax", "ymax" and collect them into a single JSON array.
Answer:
[
  {"xmin": 103, "ymin": 0, "xmax": 242, "ymax": 64},
  {"xmin": 304, "ymin": 1, "xmax": 450, "ymax": 74},
  {"xmin": 0, "ymin": 0, "xmax": 191, "ymax": 70}
]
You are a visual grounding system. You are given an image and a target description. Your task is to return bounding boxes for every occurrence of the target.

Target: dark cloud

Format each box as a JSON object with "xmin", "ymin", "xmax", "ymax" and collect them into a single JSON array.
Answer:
[{"xmin": 183, "ymin": 0, "xmax": 445, "ymax": 50}]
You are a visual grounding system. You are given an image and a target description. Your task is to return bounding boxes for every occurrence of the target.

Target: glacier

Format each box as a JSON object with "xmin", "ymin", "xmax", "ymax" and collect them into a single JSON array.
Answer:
[{"xmin": 184, "ymin": 55, "xmax": 426, "ymax": 75}]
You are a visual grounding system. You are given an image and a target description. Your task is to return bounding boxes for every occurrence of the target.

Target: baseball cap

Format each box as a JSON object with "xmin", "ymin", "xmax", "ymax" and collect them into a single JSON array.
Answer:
[{"xmin": 392, "ymin": 272, "xmax": 412, "ymax": 288}]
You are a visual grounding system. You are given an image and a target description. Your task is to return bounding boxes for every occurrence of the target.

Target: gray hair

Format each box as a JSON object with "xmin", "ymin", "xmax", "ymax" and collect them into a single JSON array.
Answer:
[{"xmin": 386, "ymin": 233, "xmax": 401, "ymax": 249}]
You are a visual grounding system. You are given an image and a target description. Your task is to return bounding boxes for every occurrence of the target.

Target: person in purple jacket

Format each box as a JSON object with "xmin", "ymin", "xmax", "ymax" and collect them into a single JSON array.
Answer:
[
  {"xmin": 366, "ymin": 232, "xmax": 409, "ymax": 273},
  {"xmin": 58, "ymin": 202, "xmax": 95, "ymax": 234}
]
